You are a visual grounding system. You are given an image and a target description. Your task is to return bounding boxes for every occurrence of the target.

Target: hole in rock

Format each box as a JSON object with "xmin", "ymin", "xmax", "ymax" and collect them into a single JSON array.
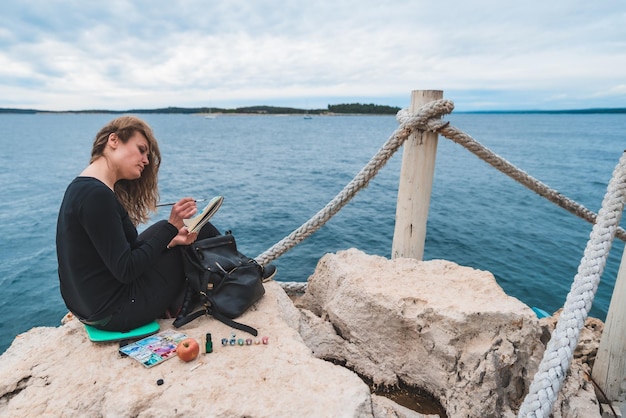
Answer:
[
  {"xmin": 323, "ymin": 358, "xmax": 447, "ymax": 417},
  {"xmin": 373, "ymin": 380, "xmax": 448, "ymax": 418}
]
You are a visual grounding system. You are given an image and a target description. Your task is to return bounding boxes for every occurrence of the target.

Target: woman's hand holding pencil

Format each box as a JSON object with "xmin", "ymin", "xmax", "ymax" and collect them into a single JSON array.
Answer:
[{"xmin": 157, "ymin": 198, "xmax": 205, "ymax": 207}]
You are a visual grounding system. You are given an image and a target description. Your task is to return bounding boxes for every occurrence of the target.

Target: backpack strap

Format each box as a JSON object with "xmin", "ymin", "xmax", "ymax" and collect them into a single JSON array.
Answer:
[
  {"xmin": 211, "ymin": 309, "xmax": 259, "ymax": 336},
  {"xmin": 172, "ymin": 307, "xmax": 259, "ymax": 336},
  {"xmin": 172, "ymin": 310, "xmax": 205, "ymax": 328}
]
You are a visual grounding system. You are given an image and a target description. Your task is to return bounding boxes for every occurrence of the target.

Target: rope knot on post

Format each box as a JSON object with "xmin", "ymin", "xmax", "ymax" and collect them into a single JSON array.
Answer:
[{"xmin": 395, "ymin": 99, "xmax": 455, "ymax": 138}]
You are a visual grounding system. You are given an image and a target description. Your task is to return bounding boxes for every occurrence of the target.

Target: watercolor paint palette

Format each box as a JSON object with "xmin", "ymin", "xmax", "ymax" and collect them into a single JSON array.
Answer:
[{"xmin": 119, "ymin": 329, "xmax": 188, "ymax": 368}]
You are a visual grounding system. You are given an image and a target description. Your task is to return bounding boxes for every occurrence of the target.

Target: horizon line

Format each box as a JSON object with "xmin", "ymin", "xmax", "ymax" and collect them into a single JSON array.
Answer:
[{"xmin": 1, "ymin": 104, "xmax": 625, "ymax": 115}]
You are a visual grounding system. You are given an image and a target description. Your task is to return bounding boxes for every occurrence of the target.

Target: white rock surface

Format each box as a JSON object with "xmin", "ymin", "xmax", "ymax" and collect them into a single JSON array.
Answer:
[
  {"xmin": 295, "ymin": 249, "xmax": 602, "ymax": 418},
  {"xmin": 0, "ymin": 249, "xmax": 603, "ymax": 417},
  {"xmin": 0, "ymin": 282, "xmax": 374, "ymax": 418}
]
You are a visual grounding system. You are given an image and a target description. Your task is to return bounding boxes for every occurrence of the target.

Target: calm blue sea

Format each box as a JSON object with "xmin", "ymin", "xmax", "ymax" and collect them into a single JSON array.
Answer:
[{"xmin": 1, "ymin": 112, "xmax": 624, "ymax": 354}]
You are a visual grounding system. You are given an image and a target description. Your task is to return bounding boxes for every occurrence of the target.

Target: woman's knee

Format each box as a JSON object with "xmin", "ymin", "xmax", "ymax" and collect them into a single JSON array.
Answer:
[{"xmin": 198, "ymin": 222, "xmax": 221, "ymax": 239}]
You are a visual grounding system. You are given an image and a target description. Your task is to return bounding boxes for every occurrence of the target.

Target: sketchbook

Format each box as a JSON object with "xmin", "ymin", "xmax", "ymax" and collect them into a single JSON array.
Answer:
[{"xmin": 183, "ymin": 195, "xmax": 224, "ymax": 234}]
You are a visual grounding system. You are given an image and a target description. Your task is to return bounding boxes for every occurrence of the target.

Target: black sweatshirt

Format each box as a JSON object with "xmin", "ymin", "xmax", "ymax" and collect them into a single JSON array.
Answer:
[{"xmin": 56, "ymin": 177, "xmax": 178, "ymax": 322}]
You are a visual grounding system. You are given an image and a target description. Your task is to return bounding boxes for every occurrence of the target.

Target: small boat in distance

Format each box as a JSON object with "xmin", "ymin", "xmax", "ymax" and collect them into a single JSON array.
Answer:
[
  {"xmin": 303, "ymin": 109, "xmax": 313, "ymax": 119},
  {"xmin": 204, "ymin": 110, "xmax": 217, "ymax": 119},
  {"xmin": 204, "ymin": 106, "xmax": 217, "ymax": 119}
]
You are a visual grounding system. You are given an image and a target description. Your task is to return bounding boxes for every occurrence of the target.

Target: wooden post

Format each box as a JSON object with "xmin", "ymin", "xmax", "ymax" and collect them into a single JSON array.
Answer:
[
  {"xmin": 592, "ymin": 244, "xmax": 626, "ymax": 409},
  {"xmin": 392, "ymin": 90, "xmax": 443, "ymax": 260}
]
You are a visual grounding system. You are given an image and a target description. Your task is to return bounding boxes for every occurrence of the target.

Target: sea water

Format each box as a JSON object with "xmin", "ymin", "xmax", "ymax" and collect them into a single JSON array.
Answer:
[{"xmin": 1, "ymin": 112, "xmax": 624, "ymax": 354}]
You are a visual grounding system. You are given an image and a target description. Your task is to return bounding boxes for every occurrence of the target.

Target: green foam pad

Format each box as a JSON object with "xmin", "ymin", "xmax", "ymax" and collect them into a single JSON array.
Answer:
[{"xmin": 84, "ymin": 320, "xmax": 160, "ymax": 342}]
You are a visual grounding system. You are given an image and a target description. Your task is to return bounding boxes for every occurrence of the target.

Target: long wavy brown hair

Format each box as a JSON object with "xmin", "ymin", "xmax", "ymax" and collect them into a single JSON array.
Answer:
[{"xmin": 90, "ymin": 116, "xmax": 161, "ymax": 225}]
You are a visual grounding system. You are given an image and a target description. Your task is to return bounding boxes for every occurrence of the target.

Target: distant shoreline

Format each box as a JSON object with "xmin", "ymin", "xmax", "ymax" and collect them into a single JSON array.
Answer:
[
  {"xmin": 0, "ymin": 104, "xmax": 401, "ymax": 116},
  {"xmin": 1, "ymin": 105, "xmax": 625, "ymax": 115},
  {"xmin": 456, "ymin": 108, "xmax": 626, "ymax": 115}
]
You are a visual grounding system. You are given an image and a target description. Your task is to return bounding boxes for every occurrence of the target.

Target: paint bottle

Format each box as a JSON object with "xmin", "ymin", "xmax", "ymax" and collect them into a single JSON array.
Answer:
[{"xmin": 205, "ymin": 333, "xmax": 213, "ymax": 354}]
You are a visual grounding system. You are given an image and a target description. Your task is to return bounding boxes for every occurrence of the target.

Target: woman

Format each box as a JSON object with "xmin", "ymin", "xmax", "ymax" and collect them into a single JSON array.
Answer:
[{"xmin": 56, "ymin": 116, "xmax": 231, "ymax": 331}]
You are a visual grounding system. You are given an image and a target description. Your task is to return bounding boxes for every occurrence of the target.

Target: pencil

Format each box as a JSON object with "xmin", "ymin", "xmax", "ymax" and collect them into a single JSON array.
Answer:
[{"xmin": 156, "ymin": 199, "xmax": 206, "ymax": 207}]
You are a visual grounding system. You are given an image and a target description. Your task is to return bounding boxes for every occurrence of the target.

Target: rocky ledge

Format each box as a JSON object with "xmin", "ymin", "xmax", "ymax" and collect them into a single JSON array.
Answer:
[{"xmin": 0, "ymin": 249, "xmax": 602, "ymax": 417}]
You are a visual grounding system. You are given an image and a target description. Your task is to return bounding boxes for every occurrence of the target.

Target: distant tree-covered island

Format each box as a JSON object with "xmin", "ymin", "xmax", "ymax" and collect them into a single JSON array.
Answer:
[
  {"xmin": 0, "ymin": 103, "xmax": 400, "ymax": 115},
  {"xmin": 0, "ymin": 103, "xmax": 624, "ymax": 115},
  {"xmin": 326, "ymin": 103, "xmax": 401, "ymax": 114}
]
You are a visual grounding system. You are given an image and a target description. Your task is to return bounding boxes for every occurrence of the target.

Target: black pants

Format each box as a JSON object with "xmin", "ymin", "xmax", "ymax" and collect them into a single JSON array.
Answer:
[{"xmin": 99, "ymin": 221, "xmax": 220, "ymax": 332}]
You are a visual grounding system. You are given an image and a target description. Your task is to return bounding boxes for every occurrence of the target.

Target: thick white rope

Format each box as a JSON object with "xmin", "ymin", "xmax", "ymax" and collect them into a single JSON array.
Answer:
[
  {"xmin": 279, "ymin": 281, "xmax": 308, "ymax": 295},
  {"xmin": 517, "ymin": 151, "xmax": 626, "ymax": 418},
  {"xmin": 396, "ymin": 111, "xmax": 626, "ymax": 242},
  {"xmin": 274, "ymin": 105, "xmax": 626, "ymax": 301},
  {"xmin": 254, "ymin": 99, "xmax": 455, "ymax": 266}
]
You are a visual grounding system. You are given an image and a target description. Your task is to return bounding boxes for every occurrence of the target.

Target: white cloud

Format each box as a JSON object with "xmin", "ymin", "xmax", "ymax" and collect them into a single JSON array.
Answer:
[{"xmin": 0, "ymin": 0, "xmax": 625, "ymax": 110}]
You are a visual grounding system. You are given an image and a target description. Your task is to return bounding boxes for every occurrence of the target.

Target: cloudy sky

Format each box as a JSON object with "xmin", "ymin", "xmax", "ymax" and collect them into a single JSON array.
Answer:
[{"xmin": 1, "ymin": 0, "xmax": 625, "ymax": 111}]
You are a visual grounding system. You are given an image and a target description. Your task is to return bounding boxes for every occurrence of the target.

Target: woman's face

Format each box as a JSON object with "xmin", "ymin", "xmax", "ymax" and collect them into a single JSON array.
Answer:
[{"xmin": 111, "ymin": 131, "xmax": 150, "ymax": 181}]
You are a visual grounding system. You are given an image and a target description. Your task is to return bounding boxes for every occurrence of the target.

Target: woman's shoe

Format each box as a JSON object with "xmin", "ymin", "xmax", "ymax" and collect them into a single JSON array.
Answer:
[{"xmin": 261, "ymin": 264, "xmax": 277, "ymax": 282}]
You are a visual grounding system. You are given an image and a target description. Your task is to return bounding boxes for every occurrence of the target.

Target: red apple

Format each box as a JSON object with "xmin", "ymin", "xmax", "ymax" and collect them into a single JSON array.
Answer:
[{"xmin": 176, "ymin": 338, "xmax": 200, "ymax": 362}]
